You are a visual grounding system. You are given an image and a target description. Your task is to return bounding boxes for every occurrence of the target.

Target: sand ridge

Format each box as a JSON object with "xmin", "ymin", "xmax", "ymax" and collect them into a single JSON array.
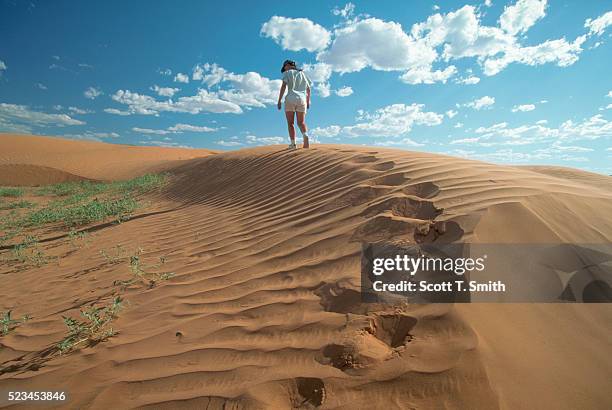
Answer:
[
  {"xmin": 0, "ymin": 134, "xmax": 216, "ymax": 184},
  {"xmin": 0, "ymin": 137, "xmax": 611, "ymax": 409}
]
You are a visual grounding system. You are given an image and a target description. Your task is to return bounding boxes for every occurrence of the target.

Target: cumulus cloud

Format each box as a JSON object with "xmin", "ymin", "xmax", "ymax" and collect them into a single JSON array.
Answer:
[
  {"xmin": 150, "ymin": 85, "xmax": 180, "ymax": 97},
  {"xmin": 111, "ymin": 64, "xmax": 284, "ymax": 116},
  {"xmin": 104, "ymin": 108, "xmax": 132, "ymax": 116},
  {"xmin": 512, "ymin": 104, "xmax": 536, "ymax": 112},
  {"xmin": 245, "ymin": 135, "xmax": 285, "ymax": 145},
  {"xmin": 463, "ymin": 96, "xmax": 495, "ymax": 110},
  {"xmin": 111, "ymin": 89, "xmax": 242, "ymax": 116},
  {"xmin": 0, "ymin": 103, "xmax": 85, "ymax": 131},
  {"xmin": 318, "ymin": 17, "xmax": 436, "ymax": 74},
  {"xmin": 84, "ymin": 86, "xmax": 102, "ymax": 99},
  {"xmin": 311, "ymin": 103, "xmax": 442, "ymax": 138},
  {"xmin": 263, "ymin": 2, "xmax": 603, "ymax": 85},
  {"xmin": 400, "ymin": 65, "xmax": 457, "ymax": 84},
  {"xmin": 585, "ymin": 11, "xmax": 612, "ymax": 36},
  {"xmin": 335, "ymin": 86, "xmax": 354, "ymax": 97},
  {"xmin": 455, "ymin": 75, "xmax": 480, "ymax": 85},
  {"xmin": 499, "ymin": 0, "xmax": 547, "ymax": 35},
  {"xmin": 446, "ymin": 110, "xmax": 458, "ymax": 118},
  {"xmin": 133, "ymin": 123, "xmax": 217, "ymax": 135},
  {"xmin": 68, "ymin": 106, "xmax": 93, "ymax": 114},
  {"xmin": 216, "ymin": 139, "xmax": 243, "ymax": 147},
  {"xmin": 261, "ymin": 16, "xmax": 331, "ymax": 52},
  {"xmin": 482, "ymin": 35, "xmax": 586, "ymax": 75},
  {"xmin": 174, "ymin": 73, "xmax": 189, "ymax": 83},
  {"xmin": 453, "ymin": 115, "xmax": 612, "ymax": 147},
  {"xmin": 0, "ymin": 60, "xmax": 7, "ymax": 73}
]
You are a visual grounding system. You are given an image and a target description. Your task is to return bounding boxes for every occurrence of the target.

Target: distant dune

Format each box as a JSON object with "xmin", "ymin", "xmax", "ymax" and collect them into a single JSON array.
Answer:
[
  {"xmin": 0, "ymin": 133, "xmax": 216, "ymax": 184},
  {"xmin": 0, "ymin": 135, "xmax": 611, "ymax": 409}
]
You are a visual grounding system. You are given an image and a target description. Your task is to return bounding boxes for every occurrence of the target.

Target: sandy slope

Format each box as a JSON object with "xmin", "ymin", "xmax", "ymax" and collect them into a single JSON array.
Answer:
[
  {"xmin": 0, "ymin": 134, "xmax": 216, "ymax": 184},
  {"xmin": 1, "ymin": 140, "xmax": 611, "ymax": 409}
]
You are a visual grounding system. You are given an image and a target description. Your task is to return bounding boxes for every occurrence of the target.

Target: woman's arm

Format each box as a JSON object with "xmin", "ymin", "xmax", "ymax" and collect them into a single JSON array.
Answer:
[
  {"xmin": 306, "ymin": 86, "xmax": 311, "ymax": 109},
  {"xmin": 277, "ymin": 82, "xmax": 286, "ymax": 110}
]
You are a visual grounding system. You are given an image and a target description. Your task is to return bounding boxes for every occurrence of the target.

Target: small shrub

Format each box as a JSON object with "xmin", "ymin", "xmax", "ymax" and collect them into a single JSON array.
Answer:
[{"xmin": 0, "ymin": 187, "xmax": 24, "ymax": 197}]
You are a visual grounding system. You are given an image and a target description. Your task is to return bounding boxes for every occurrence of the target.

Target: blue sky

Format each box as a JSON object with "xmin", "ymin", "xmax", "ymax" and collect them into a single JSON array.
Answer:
[{"xmin": 0, "ymin": 0, "xmax": 611, "ymax": 173}]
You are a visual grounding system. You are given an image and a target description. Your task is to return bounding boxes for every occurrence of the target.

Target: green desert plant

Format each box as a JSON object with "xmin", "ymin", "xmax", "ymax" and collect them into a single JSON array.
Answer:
[
  {"xmin": 3, "ymin": 173, "xmax": 168, "ymax": 231},
  {"xmin": 1, "ymin": 311, "xmax": 31, "ymax": 336},
  {"xmin": 0, "ymin": 200, "xmax": 34, "ymax": 210},
  {"xmin": 67, "ymin": 228, "xmax": 90, "ymax": 249},
  {"xmin": 110, "ymin": 248, "xmax": 174, "ymax": 288},
  {"xmin": 0, "ymin": 187, "xmax": 24, "ymax": 197},
  {"xmin": 6, "ymin": 235, "xmax": 49, "ymax": 267},
  {"xmin": 57, "ymin": 296, "xmax": 124, "ymax": 353},
  {"xmin": 100, "ymin": 244, "xmax": 127, "ymax": 264}
]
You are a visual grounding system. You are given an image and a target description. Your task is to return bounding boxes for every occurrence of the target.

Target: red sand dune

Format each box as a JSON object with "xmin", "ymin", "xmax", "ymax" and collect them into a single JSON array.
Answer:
[
  {"xmin": 0, "ymin": 134, "xmax": 216, "ymax": 184},
  {"xmin": 0, "ymin": 135, "xmax": 611, "ymax": 409}
]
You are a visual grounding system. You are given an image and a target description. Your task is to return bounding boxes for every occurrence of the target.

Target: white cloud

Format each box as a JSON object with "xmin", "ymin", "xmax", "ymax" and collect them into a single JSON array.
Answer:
[
  {"xmin": 133, "ymin": 127, "xmax": 170, "ymax": 135},
  {"xmin": 133, "ymin": 123, "xmax": 217, "ymax": 135},
  {"xmin": 0, "ymin": 60, "xmax": 6, "ymax": 73},
  {"xmin": 139, "ymin": 140, "xmax": 193, "ymax": 148},
  {"xmin": 374, "ymin": 138, "xmax": 424, "ymax": 147},
  {"xmin": 104, "ymin": 108, "xmax": 131, "ymax": 116},
  {"xmin": 112, "ymin": 64, "xmax": 284, "ymax": 116},
  {"xmin": 332, "ymin": 3, "xmax": 355, "ymax": 19},
  {"xmin": 111, "ymin": 89, "xmax": 242, "ymax": 115},
  {"xmin": 216, "ymin": 139, "xmax": 243, "ymax": 147},
  {"xmin": 68, "ymin": 106, "xmax": 93, "ymax": 114},
  {"xmin": 463, "ymin": 95, "xmax": 495, "ymax": 110},
  {"xmin": 196, "ymin": 64, "xmax": 282, "ymax": 107},
  {"xmin": 412, "ymin": 6, "xmax": 515, "ymax": 61},
  {"xmin": 485, "ymin": 0, "xmax": 493, "ymax": 7},
  {"xmin": 482, "ymin": 35, "xmax": 586, "ymax": 76},
  {"xmin": 0, "ymin": 103, "xmax": 85, "ymax": 130},
  {"xmin": 84, "ymin": 86, "xmax": 102, "ymax": 99},
  {"xmin": 158, "ymin": 68, "xmax": 172, "ymax": 76},
  {"xmin": 318, "ymin": 18, "xmax": 437, "ymax": 74},
  {"xmin": 303, "ymin": 63, "xmax": 332, "ymax": 83},
  {"xmin": 312, "ymin": 103, "xmax": 442, "ymax": 138},
  {"xmin": 261, "ymin": 16, "xmax": 331, "ymax": 52},
  {"xmin": 458, "ymin": 115, "xmax": 612, "ymax": 147},
  {"xmin": 36, "ymin": 83, "xmax": 47, "ymax": 90},
  {"xmin": 311, "ymin": 125, "xmax": 341, "ymax": 138},
  {"xmin": 446, "ymin": 109, "xmax": 458, "ymax": 118},
  {"xmin": 512, "ymin": 104, "xmax": 536, "ymax": 112},
  {"xmin": 168, "ymin": 123, "xmax": 217, "ymax": 132},
  {"xmin": 454, "ymin": 122, "xmax": 464, "ymax": 128},
  {"xmin": 455, "ymin": 75, "xmax": 480, "ymax": 85},
  {"xmin": 585, "ymin": 11, "xmax": 612, "ymax": 36},
  {"xmin": 150, "ymin": 85, "xmax": 180, "ymax": 97},
  {"xmin": 607, "ymin": 91, "xmax": 612, "ymax": 98},
  {"xmin": 245, "ymin": 135, "xmax": 285, "ymax": 145},
  {"xmin": 335, "ymin": 86, "xmax": 353, "ymax": 97},
  {"xmin": 316, "ymin": 82, "xmax": 331, "ymax": 98},
  {"xmin": 399, "ymin": 65, "xmax": 457, "ymax": 84},
  {"xmin": 174, "ymin": 73, "xmax": 189, "ymax": 83},
  {"xmin": 499, "ymin": 0, "xmax": 547, "ymax": 36},
  {"xmin": 302, "ymin": 63, "xmax": 333, "ymax": 97}
]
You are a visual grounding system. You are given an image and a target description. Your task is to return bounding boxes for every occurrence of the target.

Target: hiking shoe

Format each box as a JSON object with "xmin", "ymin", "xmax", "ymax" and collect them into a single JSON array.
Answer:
[{"xmin": 288, "ymin": 142, "xmax": 297, "ymax": 150}]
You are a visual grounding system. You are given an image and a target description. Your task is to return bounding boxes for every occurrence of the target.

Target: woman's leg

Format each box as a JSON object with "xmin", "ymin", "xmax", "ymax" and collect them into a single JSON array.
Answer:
[
  {"xmin": 296, "ymin": 111, "xmax": 309, "ymax": 148},
  {"xmin": 285, "ymin": 110, "xmax": 296, "ymax": 144}
]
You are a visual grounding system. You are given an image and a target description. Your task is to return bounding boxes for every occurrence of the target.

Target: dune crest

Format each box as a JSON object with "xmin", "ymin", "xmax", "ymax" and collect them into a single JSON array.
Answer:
[{"xmin": 1, "ymin": 138, "xmax": 611, "ymax": 409}]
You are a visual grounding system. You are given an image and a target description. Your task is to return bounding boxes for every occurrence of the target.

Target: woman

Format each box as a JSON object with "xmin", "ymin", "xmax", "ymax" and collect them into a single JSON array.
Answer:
[{"xmin": 277, "ymin": 60, "xmax": 312, "ymax": 149}]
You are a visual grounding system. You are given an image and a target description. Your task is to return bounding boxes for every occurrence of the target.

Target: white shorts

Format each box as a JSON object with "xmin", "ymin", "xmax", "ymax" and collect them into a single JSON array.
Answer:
[{"xmin": 285, "ymin": 97, "xmax": 307, "ymax": 113}]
